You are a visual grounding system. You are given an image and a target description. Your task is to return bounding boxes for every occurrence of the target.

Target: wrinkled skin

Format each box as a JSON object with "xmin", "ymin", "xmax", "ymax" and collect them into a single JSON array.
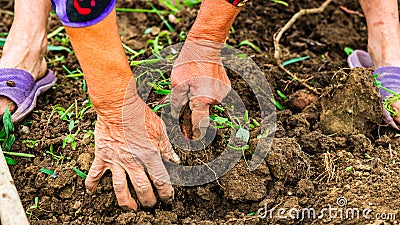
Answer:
[
  {"xmin": 170, "ymin": 0, "xmax": 241, "ymax": 139},
  {"xmin": 64, "ymin": 12, "xmax": 181, "ymax": 210},
  {"xmin": 171, "ymin": 41, "xmax": 231, "ymax": 139},
  {"xmin": 86, "ymin": 95, "xmax": 179, "ymax": 209}
]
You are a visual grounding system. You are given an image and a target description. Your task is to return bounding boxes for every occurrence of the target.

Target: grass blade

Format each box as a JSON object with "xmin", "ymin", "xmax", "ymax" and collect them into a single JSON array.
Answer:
[
  {"xmin": 39, "ymin": 168, "xmax": 55, "ymax": 175},
  {"xmin": 72, "ymin": 166, "xmax": 87, "ymax": 179},
  {"xmin": 237, "ymin": 40, "xmax": 262, "ymax": 53},
  {"xmin": 282, "ymin": 56, "xmax": 309, "ymax": 67},
  {"xmin": 3, "ymin": 151, "xmax": 35, "ymax": 158}
]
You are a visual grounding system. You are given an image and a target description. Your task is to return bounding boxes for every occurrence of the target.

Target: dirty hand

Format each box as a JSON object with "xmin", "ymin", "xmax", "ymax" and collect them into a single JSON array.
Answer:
[
  {"xmin": 170, "ymin": 0, "xmax": 241, "ymax": 139},
  {"xmin": 85, "ymin": 94, "xmax": 180, "ymax": 210},
  {"xmin": 171, "ymin": 41, "xmax": 231, "ymax": 139}
]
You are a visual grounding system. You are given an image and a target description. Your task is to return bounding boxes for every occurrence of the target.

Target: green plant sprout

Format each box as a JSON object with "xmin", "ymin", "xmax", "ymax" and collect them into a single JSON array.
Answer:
[
  {"xmin": 269, "ymin": 98, "xmax": 284, "ymax": 110},
  {"xmin": 147, "ymin": 1, "xmax": 174, "ymax": 32},
  {"xmin": 62, "ymin": 65, "xmax": 83, "ymax": 78},
  {"xmin": 22, "ymin": 140, "xmax": 39, "ymax": 149},
  {"xmin": 282, "ymin": 56, "xmax": 309, "ymax": 67},
  {"xmin": 237, "ymin": 40, "xmax": 262, "ymax": 53},
  {"xmin": 0, "ymin": 107, "xmax": 34, "ymax": 165},
  {"xmin": 72, "ymin": 166, "xmax": 87, "ymax": 179},
  {"xmin": 373, "ymin": 73, "xmax": 400, "ymax": 116},
  {"xmin": 62, "ymin": 128, "xmax": 80, "ymax": 150},
  {"xmin": 147, "ymin": 30, "xmax": 172, "ymax": 56},
  {"xmin": 159, "ymin": 0, "xmax": 181, "ymax": 13},
  {"xmin": 153, "ymin": 102, "xmax": 171, "ymax": 113},
  {"xmin": 344, "ymin": 47, "xmax": 354, "ymax": 56},
  {"xmin": 122, "ymin": 42, "xmax": 145, "ymax": 60},
  {"xmin": 0, "ymin": 107, "xmax": 15, "ymax": 152},
  {"xmin": 83, "ymin": 129, "xmax": 95, "ymax": 141},
  {"xmin": 46, "ymin": 144, "xmax": 71, "ymax": 164},
  {"xmin": 26, "ymin": 196, "xmax": 39, "ymax": 219},
  {"xmin": 39, "ymin": 168, "xmax": 54, "ymax": 176},
  {"xmin": 183, "ymin": 0, "xmax": 202, "ymax": 7},
  {"xmin": 277, "ymin": 90, "xmax": 288, "ymax": 100},
  {"xmin": 271, "ymin": 0, "xmax": 288, "ymax": 7}
]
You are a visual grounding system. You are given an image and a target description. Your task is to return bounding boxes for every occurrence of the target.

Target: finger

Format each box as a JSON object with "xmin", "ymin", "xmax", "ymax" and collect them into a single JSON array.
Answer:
[
  {"xmin": 159, "ymin": 123, "xmax": 180, "ymax": 164},
  {"xmin": 124, "ymin": 157, "xmax": 158, "ymax": 208},
  {"xmin": 144, "ymin": 157, "xmax": 175, "ymax": 202},
  {"xmin": 85, "ymin": 155, "xmax": 107, "ymax": 194},
  {"xmin": 138, "ymin": 146, "xmax": 174, "ymax": 201},
  {"xmin": 150, "ymin": 174, "xmax": 175, "ymax": 202},
  {"xmin": 111, "ymin": 164, "xmax": 138, "ymax": 210},
  {"xmin": 189, "ymin": 97, "xmax": 211, "ymax": 139},
  {"xmin": 170, "ymin": 80, "xmax": 190, "ymax": 119}
]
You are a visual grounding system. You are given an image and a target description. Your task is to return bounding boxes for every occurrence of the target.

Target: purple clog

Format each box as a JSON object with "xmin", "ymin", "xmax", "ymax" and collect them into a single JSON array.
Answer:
[{"xmin": 0, "ymin": 69, "xmax": 57, "ymax": 122}]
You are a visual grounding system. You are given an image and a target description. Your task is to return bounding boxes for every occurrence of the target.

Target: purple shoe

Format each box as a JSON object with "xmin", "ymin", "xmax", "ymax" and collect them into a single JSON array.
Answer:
[
  {"xmin": 347, "ymin": 50, "xmax": 374, "ymax": 68},
  {"xmin": 348, "ymin": 50, "xmax": 400, "ymax": 130},
  {"xmin": 0, "ymin": 69, "xmax": 57, "ymax": 123}
]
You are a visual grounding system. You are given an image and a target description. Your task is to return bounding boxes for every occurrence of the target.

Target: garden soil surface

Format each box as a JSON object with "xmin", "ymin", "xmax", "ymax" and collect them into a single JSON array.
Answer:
[{"xmin": 1, "ymin": 0, "xmax": 400, "ymax": 224}]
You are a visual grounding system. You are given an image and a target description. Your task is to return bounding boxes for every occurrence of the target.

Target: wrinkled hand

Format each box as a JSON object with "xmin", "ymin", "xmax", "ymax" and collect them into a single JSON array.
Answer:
[
  {"xmin": 171, "ymin": 41, "xmax": 231, "ymax": 139},
  {"xmin": 85, "ymin": 96, "xmax": 180, "ymax": 210}
]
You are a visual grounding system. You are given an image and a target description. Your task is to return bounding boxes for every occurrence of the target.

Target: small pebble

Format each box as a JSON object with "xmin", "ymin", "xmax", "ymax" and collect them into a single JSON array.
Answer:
[{"xmin": 20, "ymin": 125, "xmax": 30, "ymax": 134}]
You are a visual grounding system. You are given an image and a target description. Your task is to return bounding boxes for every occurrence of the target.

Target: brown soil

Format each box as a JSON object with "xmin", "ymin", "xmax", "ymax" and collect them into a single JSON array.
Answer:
[{"xmin": 1, "ymin": 0, "xmax": 400, "ymax": 224}]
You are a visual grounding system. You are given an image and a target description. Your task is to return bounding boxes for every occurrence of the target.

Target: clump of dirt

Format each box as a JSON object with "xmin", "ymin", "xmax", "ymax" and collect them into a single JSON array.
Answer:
[
  {"xmin": 289, "ymin": 89, "xmax": 319, "ymax": 111},
  {"xmin": 320, "ymin": 68, "xmax": 382, "ymax": 136}
]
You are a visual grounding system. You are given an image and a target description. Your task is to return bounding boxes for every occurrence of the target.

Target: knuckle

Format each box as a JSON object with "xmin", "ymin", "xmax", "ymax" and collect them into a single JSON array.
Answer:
[{"xmin": 113, "ymin": 181, "xmax": 126, "ymax": 192}]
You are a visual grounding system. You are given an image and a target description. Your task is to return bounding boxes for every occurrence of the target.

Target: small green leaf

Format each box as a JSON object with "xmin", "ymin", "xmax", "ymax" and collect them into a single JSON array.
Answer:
[
  {"xmin": 210, "ymin": 115, "xmax": 229, "ymax": 125},
  {"xmin": 344, "ymin": 47, "xmax": 354, "ymax": 56},
  {"xmin": 5, "ymin": 156, "xmax": 17, "ymax": 165},
  {"xmin": 244, "ymin": 110, "xmax": 249, "ymax": 123},
  {"xmin": 3, "ymin": 151, "xmax": 34, "ymax": 158},
  {"xmin": 153, "ymin": 102, "xmax": 171, "ymax": 113},
  {"xmin": 345, "ymin": 166, "xmax": 353, "ymax": 172},
  {"xmin": 71, "ymin": 141, "xmax": 77, "ymax": 150},
  {"xmin": 72, "ymin": 166, "xmax": 87, "ymax": 179},
  {"xmin": 213, "ymin": 105, "xmax": 225, "ymax": 112},
  {"xmin": 4, "ymin": 134, "xmax": 15, "ymax": 151},
  {"xmin": 154, "ymin": 89, "xmax": 171, "ymax": 95},
  {"xmin": 3, "ymin": 107, "xmax": 14, "ymax": 133},
  {"xmin": 271, "ymin": 0, "xmax": 288, "ymax": 7},
  {"xmin": 183, "ymin": 0, "xmax": 202, "ymax": 7},
  {"xmin": 236, "ymin": 128, "xmax": 250, "ymax": 142},
  {"xmin": 282, "ymin": 56, "xmax": 309, "ymax": 67},
  {"xmin": 247, "ymin": 212, "xmax": 256, "ymax": 216},
  {"xmin": 68, "ymin": 120, "xmax": 75, "ymax": 132},
  {"xmin": 237, "ymin": 40, "xmax": 262, "ymax": 53},
  {"xmin": 39, "ymin": 168, "xmax": 55, "ymax": 175},
  {"xmin": 277, "ymin": 90, "xmax": 288, "ymax": 100},
  {"xmin": 269, "ymin": 98, "xmax": 284, "ymax": 110},
  {"xmin": 22, "ymin": 140, "xmax": 39, "ymax": 149},
  {"xmin": 252, "ymin": 119, "xmax": 260, "ymax": 127},
  {"xmin": 47, "ymin": 45, "xmax": 73, "ymax": 53},
  {"xmin": 364, "ymin": 154, "xmax": 372, "ymax": 159}
]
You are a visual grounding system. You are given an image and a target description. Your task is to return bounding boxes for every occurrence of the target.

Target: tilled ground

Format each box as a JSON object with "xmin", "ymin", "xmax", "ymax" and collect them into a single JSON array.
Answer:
[{"xmin": 1, "ymin": 0, "xmax": 400, "ymax": 224}]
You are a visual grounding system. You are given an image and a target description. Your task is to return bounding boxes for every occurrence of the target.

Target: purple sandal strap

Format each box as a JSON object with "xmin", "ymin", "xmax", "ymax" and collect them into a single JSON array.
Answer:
[
  {"xmin": 373, "ymin": 66, "xmax": 400, "ymax": 130},
  {"xmin": 347, "ymin": 50, "xmax": 374, "ymax": 68},
  {"xmin": 0, "ymin": 69, "xmax": 35, "ymax": 106}
]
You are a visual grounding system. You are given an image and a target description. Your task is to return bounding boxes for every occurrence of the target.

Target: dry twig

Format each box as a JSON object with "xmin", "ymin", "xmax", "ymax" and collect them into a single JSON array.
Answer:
[{"xmin": 273, "ymin": 0, "xmax": 334, "ymax": 94}]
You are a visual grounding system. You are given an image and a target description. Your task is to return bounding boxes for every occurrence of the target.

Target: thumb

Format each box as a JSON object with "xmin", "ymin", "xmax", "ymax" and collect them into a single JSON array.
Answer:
[{"xmin": 189, "ymin": 97, "xmax": 212, "ymax": 139}]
